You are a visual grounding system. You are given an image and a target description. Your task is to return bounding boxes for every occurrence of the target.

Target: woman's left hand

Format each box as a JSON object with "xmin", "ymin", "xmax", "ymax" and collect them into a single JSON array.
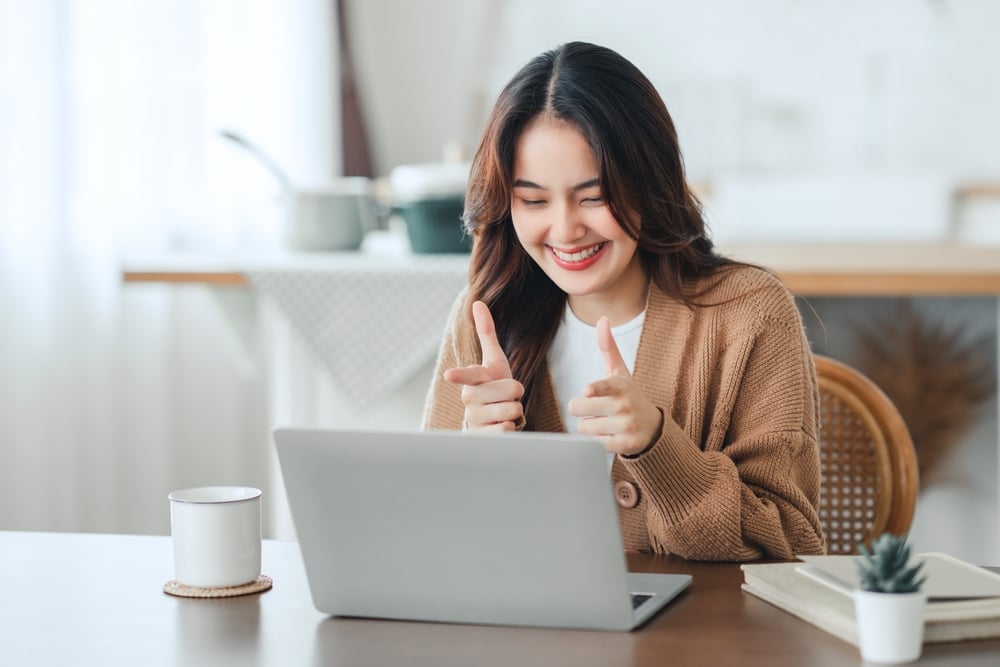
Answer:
[{"xmin": 568, "ymin": 316, "xmax": 663, "ymax": 457}]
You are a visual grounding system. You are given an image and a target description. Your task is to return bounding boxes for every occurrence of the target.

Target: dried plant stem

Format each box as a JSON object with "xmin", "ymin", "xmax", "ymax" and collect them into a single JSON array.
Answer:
[{"xmin": 852, "ymin": 300, "xmax": 996, "ymax": 487}]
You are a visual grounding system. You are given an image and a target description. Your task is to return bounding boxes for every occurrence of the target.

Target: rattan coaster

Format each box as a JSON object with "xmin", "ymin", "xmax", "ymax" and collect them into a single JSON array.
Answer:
[{"xmin": 163, "ymin": 574, "xmax": 272, "ymax": 599}]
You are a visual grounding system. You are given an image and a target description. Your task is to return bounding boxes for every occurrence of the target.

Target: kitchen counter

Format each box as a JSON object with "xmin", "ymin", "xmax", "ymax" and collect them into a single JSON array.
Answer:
[{"xmin": 121, "ymin": 242, "xmax": 1000, "ymax": 297}]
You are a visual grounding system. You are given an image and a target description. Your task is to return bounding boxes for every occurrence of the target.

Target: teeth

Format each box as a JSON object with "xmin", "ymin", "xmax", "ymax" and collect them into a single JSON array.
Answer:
[{"xmin": 553, "ymin": 243, "xmax": 604, "ymax": 263}]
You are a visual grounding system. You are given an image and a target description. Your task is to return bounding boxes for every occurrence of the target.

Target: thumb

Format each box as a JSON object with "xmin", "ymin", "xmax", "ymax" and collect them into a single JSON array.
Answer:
[
  {"xmin": 472, "ymin": 300, "xmax": 512, "ymax": 378},
  {"xmin": 597, "ymin": 316, "xmax": 630, "ymax": 378}
]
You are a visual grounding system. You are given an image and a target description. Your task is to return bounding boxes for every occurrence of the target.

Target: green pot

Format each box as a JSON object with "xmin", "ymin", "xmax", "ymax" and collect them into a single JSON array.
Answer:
[{"xmin": 395, "ymin": 197, "xmax": 471, "ymax": 254}]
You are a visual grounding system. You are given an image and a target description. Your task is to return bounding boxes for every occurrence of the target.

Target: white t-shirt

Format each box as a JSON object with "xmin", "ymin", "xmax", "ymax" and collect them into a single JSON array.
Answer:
[{"xmin": 548, "ymin": 303, "xmax": 645, "ymax": 435}]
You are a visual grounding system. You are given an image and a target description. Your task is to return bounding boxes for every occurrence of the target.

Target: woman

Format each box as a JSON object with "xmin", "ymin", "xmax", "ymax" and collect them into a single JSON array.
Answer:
[{"xmin": 423, "ymin": 41, "xmax": 825, "ymax": 561}]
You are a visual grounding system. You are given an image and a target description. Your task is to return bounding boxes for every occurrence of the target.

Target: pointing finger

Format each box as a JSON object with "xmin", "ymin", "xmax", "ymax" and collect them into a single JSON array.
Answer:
[
  {"xmin": 597, "ymin": 316, "xmax": 630, "ymax": 378},
  {"xmin": 472, "ymin": 300, "xmax": 512, "ymax": 378}
]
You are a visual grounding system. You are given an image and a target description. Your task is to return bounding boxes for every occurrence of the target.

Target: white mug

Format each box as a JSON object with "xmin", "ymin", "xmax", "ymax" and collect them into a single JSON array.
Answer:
[{"xmin": 169, "ymin": 486, "xmax": 262, "ymax": 588}]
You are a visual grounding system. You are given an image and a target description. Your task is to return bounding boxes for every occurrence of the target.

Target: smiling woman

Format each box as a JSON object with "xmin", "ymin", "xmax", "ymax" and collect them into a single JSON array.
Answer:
[
  {"xmin": 510, "ymin": 117, "xmax": 646, "ymax": 325},
  {"xmin": 422, "ymin": 42, "xmax": 826, "ymax": 562}
]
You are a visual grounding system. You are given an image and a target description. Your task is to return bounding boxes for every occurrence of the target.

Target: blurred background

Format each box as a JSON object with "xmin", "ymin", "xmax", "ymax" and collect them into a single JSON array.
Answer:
[{"xmin": 1, "ymin": 0, "xmax": 998, "ymax": 561}]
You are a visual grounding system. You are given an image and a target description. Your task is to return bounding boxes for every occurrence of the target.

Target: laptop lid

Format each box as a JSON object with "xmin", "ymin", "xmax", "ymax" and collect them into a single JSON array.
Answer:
[{"xmin": 274, "ymin": 427, "xmax": 690, "ymax": 631}]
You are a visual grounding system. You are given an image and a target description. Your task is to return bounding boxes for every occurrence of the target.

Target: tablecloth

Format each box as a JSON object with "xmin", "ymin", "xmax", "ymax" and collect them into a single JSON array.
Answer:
[{"xmin": 246, "ymin": 254, "xmax": 469, "ymax": 411}]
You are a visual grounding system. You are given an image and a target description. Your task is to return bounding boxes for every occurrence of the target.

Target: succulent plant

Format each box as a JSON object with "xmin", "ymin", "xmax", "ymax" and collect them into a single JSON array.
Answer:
[{"xmin": 856, "ymin": 533, "xmax": 926, "ymax": 594}]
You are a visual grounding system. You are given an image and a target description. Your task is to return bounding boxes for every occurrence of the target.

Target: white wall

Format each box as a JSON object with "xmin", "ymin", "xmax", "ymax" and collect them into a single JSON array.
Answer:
[
  {"xmin": 347, "ymin": 0, "xmax": 498, "ymax": 168},
  {"xmin": 350, "ymin": 0, "xmax": 1000, "ymax": 182}
]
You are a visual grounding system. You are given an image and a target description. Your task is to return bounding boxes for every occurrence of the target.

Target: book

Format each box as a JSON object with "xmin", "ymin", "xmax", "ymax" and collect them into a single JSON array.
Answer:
[
  {"xmin": 797, "ymin": 552, "xmax": 1000, "ymax": 600},
  {"xmin": 741, "ymin": 553, "xmax": 1000, "ymax": 645}
]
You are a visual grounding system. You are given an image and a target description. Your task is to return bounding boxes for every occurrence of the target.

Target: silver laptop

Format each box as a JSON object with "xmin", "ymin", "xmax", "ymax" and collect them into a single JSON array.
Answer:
[{"xmin": 274, "ymin": 427, "xmax": 691, "ymax": 631}]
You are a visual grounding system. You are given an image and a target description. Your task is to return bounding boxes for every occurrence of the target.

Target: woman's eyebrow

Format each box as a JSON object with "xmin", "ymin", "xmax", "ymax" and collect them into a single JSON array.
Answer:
[{"xmin": 512, "ymin": 178, "xmax": 600, "ymax": 190}]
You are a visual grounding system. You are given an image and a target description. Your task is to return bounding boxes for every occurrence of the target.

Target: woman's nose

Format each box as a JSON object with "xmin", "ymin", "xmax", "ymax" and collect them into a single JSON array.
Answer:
[{"xmin": 550, "ymin": 204, "xmax": 584, "ymax": 243}]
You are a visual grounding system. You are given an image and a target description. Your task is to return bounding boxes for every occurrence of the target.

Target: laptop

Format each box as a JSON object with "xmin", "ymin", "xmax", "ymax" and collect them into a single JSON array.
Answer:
[{"xmin": 273, "ymin": 427, "xmax": 691, "ymax": 631}]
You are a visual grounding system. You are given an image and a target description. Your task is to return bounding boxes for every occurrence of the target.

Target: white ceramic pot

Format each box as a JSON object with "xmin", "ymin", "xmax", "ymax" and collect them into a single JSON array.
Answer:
[
  {"xmin": 219, "ymin": 130, "xmax": 376, "ymax": 252},
  {"xmin": 285, "ymin": 177, "xmax": 377, "ymax": 251},
  {"xmin": 854, "ymin": 589, "xmax": 926, "ymax": 664}
]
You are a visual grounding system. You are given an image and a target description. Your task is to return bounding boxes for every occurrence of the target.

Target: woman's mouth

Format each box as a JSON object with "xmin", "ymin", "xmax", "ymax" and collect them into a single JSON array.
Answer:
[{"xmin": 549, "ymin": 242, "xmax": 607, "ymax": 270}]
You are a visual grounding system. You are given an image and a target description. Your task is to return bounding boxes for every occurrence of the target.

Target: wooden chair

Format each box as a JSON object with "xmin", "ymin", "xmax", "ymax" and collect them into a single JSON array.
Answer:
[{"xmin": 813, "ymin": 354, "xmax": 920, "ymax": 555}]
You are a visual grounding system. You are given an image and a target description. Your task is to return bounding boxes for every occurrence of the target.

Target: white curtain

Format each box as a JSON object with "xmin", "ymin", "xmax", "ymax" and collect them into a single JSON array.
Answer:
[{"xmin": 0, "ymin": 0, "xmax": 337, "ymax": 535}]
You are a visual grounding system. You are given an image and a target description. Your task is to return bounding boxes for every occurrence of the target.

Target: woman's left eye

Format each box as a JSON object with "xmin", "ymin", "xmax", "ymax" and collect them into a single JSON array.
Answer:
[{"xmin": 582, "ymin": 197, "xmax": 603, "ymax": 204}]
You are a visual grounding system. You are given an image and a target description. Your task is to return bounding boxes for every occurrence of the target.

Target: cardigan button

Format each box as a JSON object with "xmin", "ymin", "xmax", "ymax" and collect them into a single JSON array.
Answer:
[{"xmin": 614, "ymin": 481, "xmax": 639, "ymax": 509}]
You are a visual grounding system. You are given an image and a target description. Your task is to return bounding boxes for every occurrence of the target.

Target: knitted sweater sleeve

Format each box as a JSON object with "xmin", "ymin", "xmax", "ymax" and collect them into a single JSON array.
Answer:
[
  {"xmin": 619, "ymin": 277, "xmax": 826, "ymax": 561},
  {"xmin": 422, "ymin": 289, "xmax": 473, "ymax": 431}
]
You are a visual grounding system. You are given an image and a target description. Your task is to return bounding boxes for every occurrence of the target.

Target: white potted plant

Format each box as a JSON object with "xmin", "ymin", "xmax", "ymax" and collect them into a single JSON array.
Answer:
[{"xmin": 854, "ymin": 533, "xmax": 927, "ymax": 664}]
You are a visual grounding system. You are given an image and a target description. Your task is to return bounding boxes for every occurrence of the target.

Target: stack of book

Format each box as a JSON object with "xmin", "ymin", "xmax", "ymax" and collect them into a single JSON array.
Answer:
[{"xmin": 741, "ymin": 552, "xmax": 1000, "ymax": 645}]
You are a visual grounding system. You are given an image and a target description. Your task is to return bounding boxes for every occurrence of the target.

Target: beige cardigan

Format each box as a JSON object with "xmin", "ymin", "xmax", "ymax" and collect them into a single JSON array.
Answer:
[{"xmin": 422, "ymin": 265, "xmax": 826, "ymax": 561}]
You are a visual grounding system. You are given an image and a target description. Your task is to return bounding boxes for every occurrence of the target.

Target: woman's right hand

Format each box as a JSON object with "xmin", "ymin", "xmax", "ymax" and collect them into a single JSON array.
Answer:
[{"xmin": 443, "ymin": 301, "xmax": 524, "ymax": 431}]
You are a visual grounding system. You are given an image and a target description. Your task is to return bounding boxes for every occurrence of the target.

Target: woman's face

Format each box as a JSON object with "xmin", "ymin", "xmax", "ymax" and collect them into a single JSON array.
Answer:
[{"xmin": 510, "ymin": 116, "xmax": 647, "ymax": 325}]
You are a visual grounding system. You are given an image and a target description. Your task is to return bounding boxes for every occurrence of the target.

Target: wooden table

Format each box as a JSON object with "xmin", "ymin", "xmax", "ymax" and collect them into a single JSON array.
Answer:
[{"xmin": 4, "ymin": 531, "xmax": 998, "ymax": 666}]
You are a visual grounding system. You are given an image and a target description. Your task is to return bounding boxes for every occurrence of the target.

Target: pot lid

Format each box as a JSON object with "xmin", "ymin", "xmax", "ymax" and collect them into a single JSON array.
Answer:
[{"xmin": 389, "ymin": 161, "xmax": 470, "ymax": 201}]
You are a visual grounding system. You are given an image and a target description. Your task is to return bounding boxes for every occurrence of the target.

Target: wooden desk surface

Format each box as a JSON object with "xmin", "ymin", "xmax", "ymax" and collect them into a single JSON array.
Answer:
[
  {"xmin": 120, "ymin": 242, "xmax": 1000, "ymax": 297},
  {"xmin": 4, "ymin": 531, "xmax": 998, "ymax": 666}
]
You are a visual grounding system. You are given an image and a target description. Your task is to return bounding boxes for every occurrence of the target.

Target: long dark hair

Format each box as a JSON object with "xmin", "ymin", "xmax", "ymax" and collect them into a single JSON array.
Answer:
[{"xmin": 464, "ymin": 41, "xmax": 736, "ymax": 417}]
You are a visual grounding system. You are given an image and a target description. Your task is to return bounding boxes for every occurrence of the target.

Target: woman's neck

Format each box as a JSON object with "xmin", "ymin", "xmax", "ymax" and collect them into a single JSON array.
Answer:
[{"xmin": 567, "ymin": 259, "xmax": 649, "ymax": 326}]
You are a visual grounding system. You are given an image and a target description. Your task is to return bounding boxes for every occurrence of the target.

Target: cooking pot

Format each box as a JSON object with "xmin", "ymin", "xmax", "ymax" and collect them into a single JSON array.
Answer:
[
  {"xmin": 389, "ymin": 161, "xmax": 471, "ymax": 254},
  {"xmin": 285, "ymin": 178, "xmax": 377, "ymax": 251},
  {"xmin": 221, "ymin": 129, "xmax": 376, "ymax": 251}
]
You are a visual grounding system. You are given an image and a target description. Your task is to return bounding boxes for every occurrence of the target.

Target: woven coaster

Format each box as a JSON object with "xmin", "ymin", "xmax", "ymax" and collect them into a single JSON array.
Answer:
[{"xmin": 163, "ymin": 574, "xmax": 273, "ymax": 599}]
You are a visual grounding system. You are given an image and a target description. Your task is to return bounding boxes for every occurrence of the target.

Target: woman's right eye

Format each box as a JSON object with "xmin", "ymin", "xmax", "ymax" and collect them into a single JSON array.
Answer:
[{"xmin": 519, "ymin": 198, "xmax": 546, "ymax": 206}]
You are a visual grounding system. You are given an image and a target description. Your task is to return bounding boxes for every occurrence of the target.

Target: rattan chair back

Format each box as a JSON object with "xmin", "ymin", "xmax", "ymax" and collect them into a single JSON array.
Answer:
[{"xmin": 814, "ymin": 354, "xmax": 919, "ymax": 555}]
